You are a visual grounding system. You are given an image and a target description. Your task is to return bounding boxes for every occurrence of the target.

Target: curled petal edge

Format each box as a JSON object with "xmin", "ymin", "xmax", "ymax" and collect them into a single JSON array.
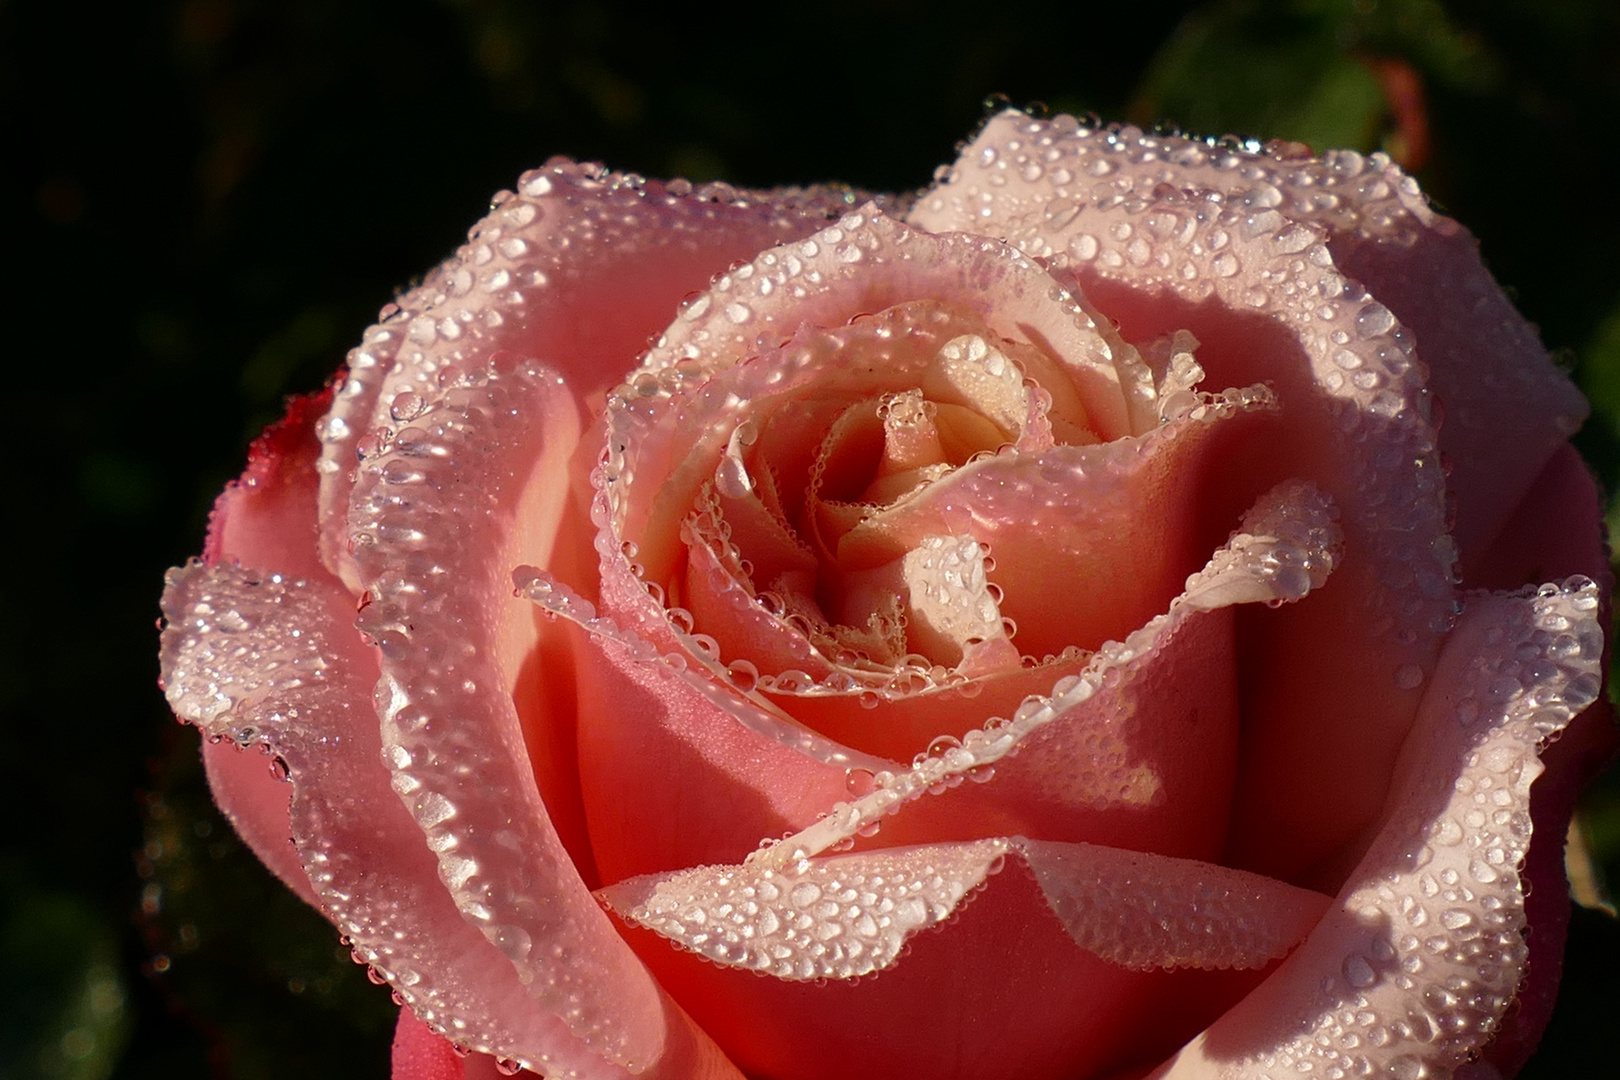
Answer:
[{"xmin": 1151, "ymin": 578, "xmax": 1606, "ymax": 1080}]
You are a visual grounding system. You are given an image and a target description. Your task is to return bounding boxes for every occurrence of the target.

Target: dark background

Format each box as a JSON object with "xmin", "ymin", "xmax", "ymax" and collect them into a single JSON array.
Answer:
[{"xmin": 2, "ymin": 0, "xmax": 1618, "ymax": 1077}]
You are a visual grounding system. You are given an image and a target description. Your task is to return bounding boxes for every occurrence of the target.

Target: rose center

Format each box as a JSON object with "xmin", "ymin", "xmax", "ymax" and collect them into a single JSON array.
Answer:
[{"xmin": 694, "ymin": 324, "xmax": 1100, "ymax": 680}]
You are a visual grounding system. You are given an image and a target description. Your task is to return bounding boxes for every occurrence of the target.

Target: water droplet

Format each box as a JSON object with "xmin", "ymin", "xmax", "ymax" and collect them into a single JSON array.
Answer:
[
  {"xmin": 1068, "ymin": 233, "xmax": 1098, "ymax": 260},
  {"xmin": 389, "ymin": 391, "xmax": 425, "ymax": 422},
  {"xmin": 1394, "ymin": 664, "xmax": 1424, "ymax": 690}
]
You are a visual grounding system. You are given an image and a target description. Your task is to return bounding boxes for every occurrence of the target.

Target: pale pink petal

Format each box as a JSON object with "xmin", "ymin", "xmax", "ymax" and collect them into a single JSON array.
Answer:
[
  {"xmin": 344, "ymin": 356, "xmax": 685, "ymax": 1070},
  {"xmin": 1017, "ymin": 839, "xmax": 1331, "ymax": 970},
  {"xmin": 601, "ymin": 838, "xmax": 1012, "ymax": 979},
  {"xmin": 914, "ymin": 111, "xmax": 1472, "ymax": 883},
  {"xmin": 161, "ymin": 562, "xmax": 641, "ymax": 1078},
  {"xmin": 1151, "ymin": 578, "xmax": 1605, "ymax": 1080},
  {"xmin": 1329, "ymin": 227, "xmax": 1587, "ymax": 568},
  {"xmin": 603, "ymin": 836, "xmax": 1327, "ymax": 979},
  {"xmin": 316, "ymin": 164, "xmax": 873, "ymax": 588}
]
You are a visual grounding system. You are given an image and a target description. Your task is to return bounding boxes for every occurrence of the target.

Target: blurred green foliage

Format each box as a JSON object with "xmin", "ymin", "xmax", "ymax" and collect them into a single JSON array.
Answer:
[{"xmin": 1, "ymin": 0, "xmax": 1615, "ymax": 1076}]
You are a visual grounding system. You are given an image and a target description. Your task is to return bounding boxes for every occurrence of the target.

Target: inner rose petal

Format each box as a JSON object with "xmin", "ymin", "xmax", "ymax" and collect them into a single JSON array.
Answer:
[{"xmin": 578, "ymin": 205, "xmax": 1333, "ymax": 773}]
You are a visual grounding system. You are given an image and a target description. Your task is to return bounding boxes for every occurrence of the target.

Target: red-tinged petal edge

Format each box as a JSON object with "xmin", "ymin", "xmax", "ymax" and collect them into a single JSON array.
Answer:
[
  {"xmin": 203, "ymin": 385, "xmax": 333, "ymax": 577},
  {"xmin": 1151, "ymin": 579, "xmax": 1605, "ymax": 1080}
]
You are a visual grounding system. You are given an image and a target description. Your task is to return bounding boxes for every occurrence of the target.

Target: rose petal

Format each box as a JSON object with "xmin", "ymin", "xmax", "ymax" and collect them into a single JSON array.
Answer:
[
  {"xmin": 756, "ymin": 478, "xmax": 1344, "ymax": 867},
  {"xmin": 1152, "ymin": 578, "xmax": 1605, "ymax": 1080},
  {"xmin": 1328, "ymin": 228, "xmax": 1588, "ymax": 569},
  {"xmin": 602, "ymin": 209, "xmax": 1153, "ymax": 595},
  {"xmin": 1017, "ymin": 839, "xmax": 1331, "ymax": 970},
  {"xmin": 603, "ymin": 836, "xmax": 1316, "ymax": 1080},
  {"xmin": 161, "ymin": 562, "xmax": 641, "ymax": 1078},
  {"xmin": 1464, "ymin": 443, "xmax": 1608, "ymax": 592},
  {"xmin": 343, "ymin": 355, "xmax": 685, "ymax": 1068},
  {"xmin": 601, "ymin": 838, "xmax": 1012, "ymax": 980},
  {"xmin": 914, "ymin": 110, "xmax": 1477, "ymax": 883},
  {"xmin": 604, "ymin": 836, "xmax": 1328, "ymax": 979},
  {"xmin": 316, "ymin": 164, "xmax": 873, "ymax": 588},
  {"xmin": 515, "ymin": 572, "xmax": 864, "ymax": 884},
  {"xmin": 832, "ymin": 382, "xmax": 1279, "ymax": 662}
]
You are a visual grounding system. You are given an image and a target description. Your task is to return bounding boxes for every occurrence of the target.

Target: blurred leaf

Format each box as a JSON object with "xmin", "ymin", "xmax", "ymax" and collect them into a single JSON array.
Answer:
[
  {"xmin": 135, "ymin": 736, "xmax": 395, "ymax": 1080},
  {"xmin": 1133, "ymin": 1, "xmax": 1385, "ymax": 148},
  {"xmin": 1131, "ymin": 0, "xmax": 1494, "ymax": 159},
  {"xmin": 0, "ymin": 866, "xmax": 131, "ymax": 1080}
]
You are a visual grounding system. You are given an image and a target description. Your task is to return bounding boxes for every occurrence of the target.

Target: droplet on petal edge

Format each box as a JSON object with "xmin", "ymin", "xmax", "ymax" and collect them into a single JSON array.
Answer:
[
  {"xmin": 599, "ymin": 840, "xmax": 1010, "ymax": 980},
  {"xmin": 602, "ymin": 836, "xmax": 1332, "ymax": 980}
]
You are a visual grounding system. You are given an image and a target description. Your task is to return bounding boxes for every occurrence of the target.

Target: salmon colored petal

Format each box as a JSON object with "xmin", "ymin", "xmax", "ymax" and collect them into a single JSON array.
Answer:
[
  {"xmin": 514, "ymin": 571, "xmax": 864, "ymax": 883},
  {"xmin": 392, "ymin": 1009, "xmax": 471, "ymax": 1080},
  {"xmin": 1152, "ymin": 578, "xmax": 1604, "ymax": 1080},
  {"xmin": 752, "ymin": 478, "xmax": 1343, "ymax": 869},
  {"xmin": 315, "ymin": 165, "xmax": 873, "ymax": 588},
  {"xmin": 872, "ymin": 605, "xmax": 1236, "ymax": 859}
]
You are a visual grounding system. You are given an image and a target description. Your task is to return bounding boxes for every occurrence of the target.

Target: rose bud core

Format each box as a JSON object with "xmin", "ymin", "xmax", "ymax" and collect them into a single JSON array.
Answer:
[{"xmin": 160, "ymin": 111, "xmax": 1616, "ymax": 1080}]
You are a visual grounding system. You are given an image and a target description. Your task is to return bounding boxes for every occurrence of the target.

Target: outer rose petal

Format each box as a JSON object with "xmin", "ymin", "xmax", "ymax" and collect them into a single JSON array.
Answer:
[
  {"xmin": 910, "ymin": 110, "xmax": 1586, "ymax": 569},
  {"xmin": 165, "ymin": 393, "xmax": 744, "ymax": 1078},
  {"xmin": 913, "ymin": 111, "xmax": 1489, "ymax": 885},
  {"xmin": 325, "ymin": 165, "xmax": 877, "ymax": 1074},
  {"xmin": 316, "ymin": 163, "xmax": 878, "ymax": 590},
  {"xmin": 1152, "ymin": 579, "xmax": 1605, "ymax": 1080}
]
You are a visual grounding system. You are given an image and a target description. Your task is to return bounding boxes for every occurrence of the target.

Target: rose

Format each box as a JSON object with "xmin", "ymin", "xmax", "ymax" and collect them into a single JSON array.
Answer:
[{"xmin": 159, "ymin": 109, "xmax": 1615, "ymax": 1080}]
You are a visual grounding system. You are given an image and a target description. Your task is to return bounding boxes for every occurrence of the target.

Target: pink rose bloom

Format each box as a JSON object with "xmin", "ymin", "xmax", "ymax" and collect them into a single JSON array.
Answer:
[{"xmin": 159, "ymin": 112, "xmax": 1615, "ymax": 1080}]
